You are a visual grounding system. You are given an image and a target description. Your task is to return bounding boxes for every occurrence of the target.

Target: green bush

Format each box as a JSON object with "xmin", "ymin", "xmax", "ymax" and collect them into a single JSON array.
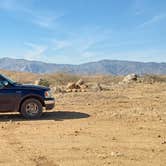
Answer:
[{"xmin": 38, "ymin": 78, "xmax": 50, "ymax": 87}]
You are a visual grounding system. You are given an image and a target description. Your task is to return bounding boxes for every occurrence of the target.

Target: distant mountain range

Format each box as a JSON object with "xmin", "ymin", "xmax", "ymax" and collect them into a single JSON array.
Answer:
[{"xmin": 0, "ymin": 57, "xmax": 166, "ymax": 75}]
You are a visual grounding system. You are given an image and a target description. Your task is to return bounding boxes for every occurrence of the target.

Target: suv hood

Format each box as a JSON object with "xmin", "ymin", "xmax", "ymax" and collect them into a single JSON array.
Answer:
[{"xmin": 14, "ymin": 83, "xmax": 50, "ymax": 91}]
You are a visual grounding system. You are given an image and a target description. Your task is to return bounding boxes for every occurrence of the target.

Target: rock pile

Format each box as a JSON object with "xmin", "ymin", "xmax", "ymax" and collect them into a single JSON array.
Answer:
[
  {"xmin": 66, "ymin": 79, "xmax": 88, "ymax": 92},
  {"xmin": 52, "ymin": 86, "xmax": 63, "ymax": 93},
  {"xmin": 122, "ymin": 73, "xmax": 138, "ymax": 83}
]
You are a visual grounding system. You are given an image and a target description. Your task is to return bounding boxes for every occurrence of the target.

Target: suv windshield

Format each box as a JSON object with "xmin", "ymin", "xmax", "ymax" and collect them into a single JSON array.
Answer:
[{"xmin": 1, "ymin": 74, "xmax": 16, "ymax": 84}]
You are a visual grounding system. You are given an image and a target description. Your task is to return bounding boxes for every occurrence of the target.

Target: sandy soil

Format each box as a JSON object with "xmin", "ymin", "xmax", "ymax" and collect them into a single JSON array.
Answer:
[{"xmin": 0, "ymin": 83, "xmax": 166, "ymax": 166}]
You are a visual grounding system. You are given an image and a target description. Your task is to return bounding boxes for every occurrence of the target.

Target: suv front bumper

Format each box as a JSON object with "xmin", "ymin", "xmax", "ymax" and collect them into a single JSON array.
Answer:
[{"xmin": 44, "ymin": 98, "xmax": 55, "ymax": 110}]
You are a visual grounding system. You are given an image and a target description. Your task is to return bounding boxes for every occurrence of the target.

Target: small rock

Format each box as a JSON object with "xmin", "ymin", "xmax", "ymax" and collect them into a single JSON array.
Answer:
[
  {"xmin": 123, "ymin": 73, "xmax": 138, "ymax": 83},
  {"xmin": 112, "ymin": 137, "xmax": 116, "ymax": 140},
  {"xmin": 9, "ymin": 120, "xmax": 13, "ymax": 124},
  {"xmin": 139, "ymin": 112, "xmax": 144, "ymax": 115},
  {"xmin": 65, "ymin": 89, "xmax": 72, "ymax": 93},
  {"xmin": 76, "ymin": 79, "xmax": 84, "ymax": 86},
  {"xmin": 72, "ymin": 147, "xmax": 80, "ymax": 150},
  {"xmin": 66, "ymin": 82, "xmax": 76, "ymax": 89},
  {"xmin": 74, "ymin": 130, "xmax": 79, "ymax": 134},
  {"xmin": 72, "ymin": 89, "xmax": 78, "ymax": 92},
  {"xmin": 19, "ymin": 145, "xmax": 24, "ymax": 149},
  {"xmin": 81, "ymin": 89, "xmax": 87, "ymax": 92},
  {"xmin": 98, "ymin": 154, "xmax": 108, "ymax": 159},
  {"xmin": 91, "ymin": 83, "xmax": 103, "ymax": 92},
  {"xmin": 161, "ymin": 140, "xmax": 166, "ymax": 144},
  {"xmin": 80, "ymin": 84, "xmax": 88, "ymax": 89},
  {"xmin": 111, "ymin": 151, "xmax": 124, "ymax": 157},
  {"xmin": 139, "ymin": 126, "xmax": 143, "ymax": 130}
]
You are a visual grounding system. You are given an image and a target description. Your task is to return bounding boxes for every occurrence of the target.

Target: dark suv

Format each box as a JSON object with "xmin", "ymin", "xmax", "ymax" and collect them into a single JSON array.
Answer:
[{"xmin": 0, "ymin": 74, "xmax": 55, "ymax": 119}]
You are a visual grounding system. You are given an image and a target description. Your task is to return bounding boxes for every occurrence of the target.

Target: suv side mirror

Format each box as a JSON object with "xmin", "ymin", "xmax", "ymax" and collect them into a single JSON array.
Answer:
[{"xmin": 2, "ymin": 81, "xmax": 9, "ymax": 86}]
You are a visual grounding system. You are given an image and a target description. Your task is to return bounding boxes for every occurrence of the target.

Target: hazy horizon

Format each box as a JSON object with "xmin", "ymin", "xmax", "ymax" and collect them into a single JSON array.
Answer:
[{"xmin": 2, "ymin": 56, "xmax": 166, "ymax": 65}]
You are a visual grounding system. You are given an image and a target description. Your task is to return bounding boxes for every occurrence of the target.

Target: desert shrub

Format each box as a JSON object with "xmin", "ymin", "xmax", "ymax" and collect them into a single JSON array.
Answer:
[
  {"xmin": 142, "ymin": 74, "xmax": 166, "ymax": 83},
  {"xmin": 83, "ymin": 75, "xmax": 123, "ymax": 85},
  {"xmin": 44, "ymin": 73, "xmax": 123, "ymax": 86},
  {"xmin": 44, "ymin": 73, "xmax": 80, "ymax": 86},
  {"xmin": 38, "ymin": 78, "xmax": 51, "ymax": 87}
]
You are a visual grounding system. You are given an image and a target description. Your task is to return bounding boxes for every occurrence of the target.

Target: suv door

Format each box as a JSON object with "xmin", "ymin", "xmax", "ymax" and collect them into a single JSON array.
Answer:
[{"xmin": 0, "ymin": 81, "xmax": 20, "ymax": 112}]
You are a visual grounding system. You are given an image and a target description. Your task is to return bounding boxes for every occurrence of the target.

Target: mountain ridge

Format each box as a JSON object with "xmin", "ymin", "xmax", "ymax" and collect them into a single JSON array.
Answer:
[{"xmin": 0, "ymin": 57, "xmax": 166, "ymax": 75}]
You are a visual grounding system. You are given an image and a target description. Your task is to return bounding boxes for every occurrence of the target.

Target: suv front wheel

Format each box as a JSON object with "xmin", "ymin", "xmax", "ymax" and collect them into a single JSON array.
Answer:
[{"xmin": 20, "ymin": 98, "xmax": 43, "ymax": 119}]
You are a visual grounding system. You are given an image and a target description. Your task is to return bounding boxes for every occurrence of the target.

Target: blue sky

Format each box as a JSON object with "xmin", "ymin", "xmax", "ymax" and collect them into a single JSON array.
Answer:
[{"xmin": 0, "ymin": 0, "xmax": 166, "ymax": 64}]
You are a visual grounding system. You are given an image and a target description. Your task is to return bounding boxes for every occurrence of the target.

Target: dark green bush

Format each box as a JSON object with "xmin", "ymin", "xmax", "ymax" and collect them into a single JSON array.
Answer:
[{"xmin": 38, "ymin": 78, "xmax": 50, "ymax": 87}]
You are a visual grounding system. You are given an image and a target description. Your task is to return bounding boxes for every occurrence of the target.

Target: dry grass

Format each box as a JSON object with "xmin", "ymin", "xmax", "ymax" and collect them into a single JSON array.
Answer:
[
  {"xmin": 83, "ymin": 75, "xmax": 123, "ymax": 85},
  {"xmin": 0, "ymin": 70, "xmax": 123, "ymax": 87},
  {"xmin": 43, "ymin": 73, "xmax": 80, "ymax": 86},
  {"xmin": 0, "ymin": 69, "xmax": 39, "ymax": 84},
  {"xmin": 141, "ymin": 74, "xmax": 166, "ymax": 84},
  {"xmin": 2, "ymin": 69, "xmax": 166, "ymax": 87}
]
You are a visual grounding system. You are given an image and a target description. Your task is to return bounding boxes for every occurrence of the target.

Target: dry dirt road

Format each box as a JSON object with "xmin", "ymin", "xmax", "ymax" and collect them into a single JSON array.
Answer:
[{"xmin": 0, "ymin": 83, "xmax": 166, "ymax": 166}]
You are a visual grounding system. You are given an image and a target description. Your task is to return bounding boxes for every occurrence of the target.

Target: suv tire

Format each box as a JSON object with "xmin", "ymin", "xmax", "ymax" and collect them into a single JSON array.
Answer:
[{"xmin": 20, "ymin": 98, "xmax": 43, "ymax": 119}]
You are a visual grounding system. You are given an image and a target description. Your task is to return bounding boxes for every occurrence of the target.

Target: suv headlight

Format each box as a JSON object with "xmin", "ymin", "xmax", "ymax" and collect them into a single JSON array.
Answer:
[{"xmin": 44, "ymin": 90, "xmax": 52, "ymax": 98}]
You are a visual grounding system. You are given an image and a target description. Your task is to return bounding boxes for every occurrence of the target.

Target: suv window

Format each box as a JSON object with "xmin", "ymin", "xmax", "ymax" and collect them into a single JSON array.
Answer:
[{"xmin": 0, "ymin": 81, "xmax": 4, "ymax": 89}]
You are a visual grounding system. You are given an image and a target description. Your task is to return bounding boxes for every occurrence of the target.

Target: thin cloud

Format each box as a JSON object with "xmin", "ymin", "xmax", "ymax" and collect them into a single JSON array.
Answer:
[
  {"xmin": 49, "ymin": 27, "xmax": 111, "ymax": 61},
  {"xmin": 31, "ymin": 14, "xmax": 63, "ymax": 29},
  {"xmin": 53, "ymin": 40, "xmax": 71, "ymax": 51},
  {"xmin": 0, "ymin": 0, "xmax": 63, "ymax": 29},
  {"xmin": 139, "ymin": 14, "xmax": 166, "ymax": 28},
  {"xmin": 24, "ymin": 42, "xmax": 47, "ymax": 60},
  {"xmin": 22, "ymin": 27, "xmax": 110, "ymax": 62}
]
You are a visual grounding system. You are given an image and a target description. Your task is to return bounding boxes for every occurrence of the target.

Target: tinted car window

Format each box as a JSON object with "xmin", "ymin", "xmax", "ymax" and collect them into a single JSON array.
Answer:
[{"xmin": 0, "ymin": 81, "xmax": 4, "ymax": 89}]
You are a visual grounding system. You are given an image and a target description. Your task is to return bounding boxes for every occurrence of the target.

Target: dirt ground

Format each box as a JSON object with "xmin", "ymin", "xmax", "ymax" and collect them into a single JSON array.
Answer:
[{"xmin": 0, "ymin": 82, "xmax": 166, "ymax": 166}]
